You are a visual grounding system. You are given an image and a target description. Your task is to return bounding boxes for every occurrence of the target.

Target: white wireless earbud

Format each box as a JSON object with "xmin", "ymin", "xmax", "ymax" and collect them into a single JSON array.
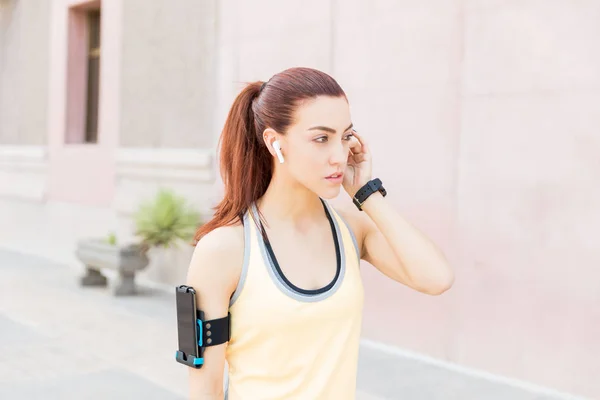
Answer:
[{"xmin": 272, "ymin": 140, "xmax": 285, "ymax": 164}]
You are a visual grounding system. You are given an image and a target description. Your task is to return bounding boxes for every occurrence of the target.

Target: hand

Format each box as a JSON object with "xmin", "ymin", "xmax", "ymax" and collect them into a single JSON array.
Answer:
[{"xmin": 342, "ymin": 130, "xmax": 373, "ymax": 197}]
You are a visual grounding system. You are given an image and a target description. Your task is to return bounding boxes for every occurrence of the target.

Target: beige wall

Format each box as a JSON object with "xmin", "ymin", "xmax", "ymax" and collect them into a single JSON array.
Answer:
[
  {"xmin": 114, "ymin": 1, "xmax": 219, "ymax": 284},
  {"xmin": 0, "ymin": 0, "xmax": 50, "ymax": 145},
  {"xmin": 119, "ymin": 0, "xmax": 218, "ymax": 148}
]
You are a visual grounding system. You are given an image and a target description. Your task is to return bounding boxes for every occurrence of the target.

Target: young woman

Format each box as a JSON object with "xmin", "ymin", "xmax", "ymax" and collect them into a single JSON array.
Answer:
[{"xmin": 186, "ymin": 67, "xmax": 453, "ymax": 399}]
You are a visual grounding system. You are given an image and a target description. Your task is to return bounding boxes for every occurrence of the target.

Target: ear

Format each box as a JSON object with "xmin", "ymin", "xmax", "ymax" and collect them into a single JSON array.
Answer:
[{"xmin": 262, "ymin": 128, "xmax": 282, "ymax": 158}]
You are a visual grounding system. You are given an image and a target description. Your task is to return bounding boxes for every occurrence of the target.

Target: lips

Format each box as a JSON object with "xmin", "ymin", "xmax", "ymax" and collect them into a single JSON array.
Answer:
[{"xmin": 326, "ymin": 172, "xmax": 343, "ymax": 179}]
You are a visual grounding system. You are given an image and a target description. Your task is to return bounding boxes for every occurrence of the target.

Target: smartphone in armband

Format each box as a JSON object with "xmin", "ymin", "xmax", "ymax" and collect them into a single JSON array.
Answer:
[{"xmin": 175, "ymin": 285, "xmax": 205, "ymax": 368}]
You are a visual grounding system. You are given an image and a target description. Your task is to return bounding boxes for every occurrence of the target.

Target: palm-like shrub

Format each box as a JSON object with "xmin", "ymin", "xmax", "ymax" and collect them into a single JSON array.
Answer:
[{"xmin": 134, "ymin": 189, "xmax": 202, "ymax": 250}]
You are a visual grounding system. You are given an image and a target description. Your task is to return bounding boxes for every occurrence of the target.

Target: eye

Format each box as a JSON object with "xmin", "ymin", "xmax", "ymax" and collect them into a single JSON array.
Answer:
[
  {"xmin": 343, "ymin": 132, "xmax": 354, "ymax": 141},
  {"xmin": 315, "ymin": 136, "xmax": 328, "ymax": 143}
]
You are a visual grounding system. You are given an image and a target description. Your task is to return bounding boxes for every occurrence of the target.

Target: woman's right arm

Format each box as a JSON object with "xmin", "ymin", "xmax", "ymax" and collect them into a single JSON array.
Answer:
[{"xmin": 185, "ymin": 225, "xmax": 244, "ymax": 400}]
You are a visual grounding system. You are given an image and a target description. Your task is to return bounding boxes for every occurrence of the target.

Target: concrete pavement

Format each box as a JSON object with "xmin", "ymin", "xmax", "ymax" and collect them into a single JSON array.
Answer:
[{"xmin": 0, "ymin": 249, "xmax": 583, "ymax": 399}]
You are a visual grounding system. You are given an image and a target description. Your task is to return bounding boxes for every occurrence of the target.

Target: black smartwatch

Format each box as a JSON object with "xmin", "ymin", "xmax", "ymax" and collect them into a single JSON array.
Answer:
[{"xmin": 352, "ymin": 178, "xmax": 387, "ymax": 211}]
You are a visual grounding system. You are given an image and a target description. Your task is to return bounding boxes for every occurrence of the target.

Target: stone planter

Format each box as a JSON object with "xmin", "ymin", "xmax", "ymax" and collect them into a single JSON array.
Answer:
[
  {"xmin": 75, "ymin": 238, "xmax": 149, "ymax": 296},
  {"xmin": 143, "ymin": 245, "xmax": 194, "ymax": 287}
]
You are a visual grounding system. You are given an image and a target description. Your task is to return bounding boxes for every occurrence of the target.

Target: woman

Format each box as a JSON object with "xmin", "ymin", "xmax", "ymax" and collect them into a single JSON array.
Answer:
[{"xmin": 186, "ymin": 67, "xmax": 453, "ymax": 399}]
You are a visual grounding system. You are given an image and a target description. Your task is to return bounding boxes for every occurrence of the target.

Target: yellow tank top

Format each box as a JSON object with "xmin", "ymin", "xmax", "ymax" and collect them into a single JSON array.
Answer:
[{"xmin": 225, "ymin": 199, "xmax": 365, "ymax": 399}]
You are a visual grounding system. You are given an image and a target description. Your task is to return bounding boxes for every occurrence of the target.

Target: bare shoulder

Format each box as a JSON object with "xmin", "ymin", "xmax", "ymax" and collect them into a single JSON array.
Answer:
[
  {"xmin": 331, "ymin": 200, "xmax": 373, "ymax": 259},
  {"xmin": 186, "ymin": 222, "xmax": 245, "ymax": 300}
]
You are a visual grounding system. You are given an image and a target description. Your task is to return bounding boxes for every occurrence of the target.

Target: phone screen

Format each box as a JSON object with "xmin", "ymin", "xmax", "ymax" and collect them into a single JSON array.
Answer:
[{"xmin": 176, "ymin": 286, "xmax": 199, "ymax": 358}]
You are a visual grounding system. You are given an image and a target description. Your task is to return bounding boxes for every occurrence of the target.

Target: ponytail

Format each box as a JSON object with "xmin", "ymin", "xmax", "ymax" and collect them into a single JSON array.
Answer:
[
  {"xmin": 193, "ymin": 68, "xmax": 346, "ymax": 243},
  {"xmin": 194, "ymin": 81, "xmax": 271, "ymax": 242}
]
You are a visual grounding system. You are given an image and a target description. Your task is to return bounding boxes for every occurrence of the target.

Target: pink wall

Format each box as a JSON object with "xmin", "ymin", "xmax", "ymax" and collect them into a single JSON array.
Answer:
[
  {"xmin": 349, "ymin": 3, "xmax": 600, "ymax": 397},
  {"xmin": 225, "ymin": 1, "xmax": 599, "ymax": 396},
  {"xmin": 38, "ymin": 0, "xmax": 598, "ymax": 397},
  {"xmin": 355, "ymin": 84, "xmax": 461, "ymax": 360},
  {"xmin": 47, "ymin": 0, "xmax": 121, "ymax": 207}
]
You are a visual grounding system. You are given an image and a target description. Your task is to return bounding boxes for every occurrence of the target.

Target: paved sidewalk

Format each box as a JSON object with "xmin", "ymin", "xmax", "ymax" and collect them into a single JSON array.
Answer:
[{"xmin": 0, "ymin": 249, "xmax": 582, "ymax": 399}]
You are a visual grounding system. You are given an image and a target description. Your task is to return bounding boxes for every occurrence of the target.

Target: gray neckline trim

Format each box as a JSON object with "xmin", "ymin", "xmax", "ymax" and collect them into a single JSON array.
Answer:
[
  {"xmin": 228, "ymin": 211, "xmax": 251, "ymax": 307},
  {"xmin": 250, "ymin": 201, "xmax": 346, "ymax": 303}
]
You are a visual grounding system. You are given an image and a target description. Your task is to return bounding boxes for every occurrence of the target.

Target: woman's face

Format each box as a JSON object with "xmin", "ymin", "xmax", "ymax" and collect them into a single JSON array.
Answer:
[{"xmin": 279, "ymin": 95, "xmax": 354, "ymax": 199}]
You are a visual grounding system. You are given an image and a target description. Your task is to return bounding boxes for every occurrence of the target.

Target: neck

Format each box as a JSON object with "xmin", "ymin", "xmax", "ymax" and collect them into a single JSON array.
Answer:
[{"xmin": 256, "ymin": 168, "xmax": 324, "ymax": 230}]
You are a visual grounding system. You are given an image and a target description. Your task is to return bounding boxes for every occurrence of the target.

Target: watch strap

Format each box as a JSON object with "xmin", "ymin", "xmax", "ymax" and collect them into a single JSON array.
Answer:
[{"xmin": 352, "ymin": 178, "xmax": 387, "ymax": 211}]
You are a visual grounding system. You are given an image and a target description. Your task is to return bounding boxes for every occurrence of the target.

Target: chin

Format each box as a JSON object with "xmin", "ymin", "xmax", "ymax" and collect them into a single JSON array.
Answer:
[{"xmin": 317, "ymin": 186, "xmax": 342, "ymax": 200}]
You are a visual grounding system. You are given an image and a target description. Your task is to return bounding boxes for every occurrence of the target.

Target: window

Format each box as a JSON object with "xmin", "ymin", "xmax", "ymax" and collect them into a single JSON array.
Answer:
[
  {"xmin": 85, "ymin": 10, "xmax": 101, "ymax": 143},
  {"xmin": 65, "ymin": 3, "xmax": 102, "ymax": 144}
]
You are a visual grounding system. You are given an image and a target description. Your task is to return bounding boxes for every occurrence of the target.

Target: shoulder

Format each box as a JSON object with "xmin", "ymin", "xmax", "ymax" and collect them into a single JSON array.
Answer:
[
  {"xmin": 330, "ymin": 200, "xmax": 372, "ymax": 259},
  {"xmin": 186, "ymin": 222, "xmax": 245, "ymax": 295},
  {"xmin": 193, "ymin": 222, "xmax": 244, "ymax": 258}
]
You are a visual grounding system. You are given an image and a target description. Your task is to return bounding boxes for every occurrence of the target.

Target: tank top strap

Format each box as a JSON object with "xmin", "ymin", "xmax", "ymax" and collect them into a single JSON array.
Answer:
[{"xmin": 320, "ymin": 200, "xmax": 361, "ymax": 266}]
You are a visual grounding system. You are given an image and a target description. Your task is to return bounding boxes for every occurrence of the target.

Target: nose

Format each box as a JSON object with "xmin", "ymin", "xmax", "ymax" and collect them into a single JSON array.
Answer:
[{"xmin": 329, "ymin": 142, "xmax": 347, "ymax": 165}]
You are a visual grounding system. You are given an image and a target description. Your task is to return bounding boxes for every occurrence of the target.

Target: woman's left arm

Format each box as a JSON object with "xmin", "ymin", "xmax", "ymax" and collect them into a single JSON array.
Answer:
[
  {"xmin": 357, "ymin": 192, "xmax": 454, "ymax": 295},
  {"xmin": 343, "ymin": 130, "xmax": 454, "ymax": 295}
]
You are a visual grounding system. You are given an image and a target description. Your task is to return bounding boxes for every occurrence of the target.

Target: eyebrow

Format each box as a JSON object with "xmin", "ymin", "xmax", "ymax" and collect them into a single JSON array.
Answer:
[{"xmin": 307, "ymin": 123, "xmax": 353, "ymax": 134}]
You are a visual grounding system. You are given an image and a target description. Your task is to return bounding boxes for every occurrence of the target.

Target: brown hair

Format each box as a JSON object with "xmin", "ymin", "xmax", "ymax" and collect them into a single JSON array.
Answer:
[{"xmin": 194, "ymin": 67, "xmax": 346, "ymax": 243}]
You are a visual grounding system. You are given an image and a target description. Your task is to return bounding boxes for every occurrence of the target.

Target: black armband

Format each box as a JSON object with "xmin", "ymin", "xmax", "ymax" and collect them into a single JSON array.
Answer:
[{"xmin": 174, "ymin": 285, "xmax": 231, "ymax": 368}]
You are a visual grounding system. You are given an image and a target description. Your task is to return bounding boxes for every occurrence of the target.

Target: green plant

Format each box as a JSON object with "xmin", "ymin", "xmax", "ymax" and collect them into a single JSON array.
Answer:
[
  {"xmin": 106, "ymin": 232, "xmax": 117, "ymax": 246},
  {"xmin": 134, "ymin": 189, "xmax": 202, "ymax": 250}
]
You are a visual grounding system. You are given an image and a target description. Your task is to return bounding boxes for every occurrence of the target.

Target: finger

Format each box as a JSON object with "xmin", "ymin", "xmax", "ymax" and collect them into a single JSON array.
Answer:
[
  {"xmin": 351, "ymin": 130, "xmax": 369, "ymax": 154},
  {"xmin": 352, "ymin": 153, "xmax": 369, "ymax": 163},
  {"xmin": 349, "ymin": 133, "xmax": 363, "ymax": 155}
]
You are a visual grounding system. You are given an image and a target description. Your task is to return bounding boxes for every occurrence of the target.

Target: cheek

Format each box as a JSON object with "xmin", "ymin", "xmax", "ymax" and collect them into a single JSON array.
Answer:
[
  {"xmin": 288, "ymin": 146, "xmax": 327, "ymax": 176},
  {"xmin": 289, "ymin": 143, "xmax": 325, "ymax": 163}
]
